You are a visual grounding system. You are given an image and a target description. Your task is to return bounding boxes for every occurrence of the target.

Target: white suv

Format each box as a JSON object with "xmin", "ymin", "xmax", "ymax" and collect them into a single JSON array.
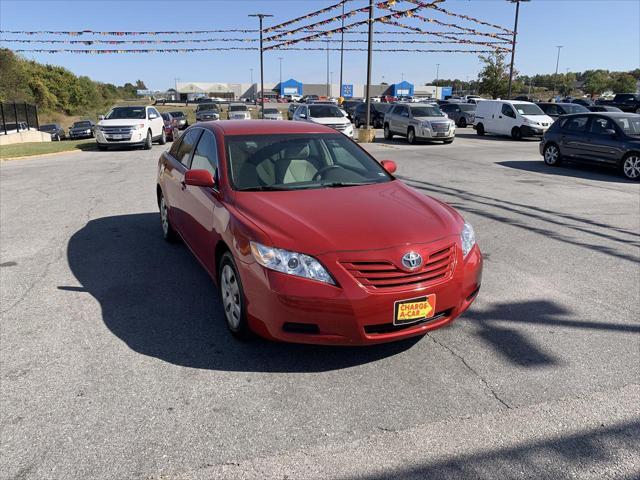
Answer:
[{"xmin": 95, "ymin": 105, "xmax": 166, "ymax": 150}]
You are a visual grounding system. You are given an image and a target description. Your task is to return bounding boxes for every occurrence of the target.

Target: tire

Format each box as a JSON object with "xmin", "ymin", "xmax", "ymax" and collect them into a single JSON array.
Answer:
[
  {"xmin": 158, "ymin": 129, "xmax": 167, "ymax": 145},
  {"xmin": 636, "ymin": 107, "xmax": 640, "ymax": 114},
  {"xmin": 97, "ymin": 144, "xmax": 107, "ymax": 151},
  {"xmin": 219, "ymin": 252, "xmax": 251, "ymax": 340},
  {"xmin": 543, "ymin": 143, "xmax": 562, "ymax": 166},
  {"xmin": 159, "ymin": 192, "xmax": 179, "ymax": 243},
  {"xmin": 407, "ymin": 128, "xmax": 416, "ymax": 144},
  {"xmin": 144, "ymin": 130, "xmax": 152, "ymax": 150},
  {"xmin": 458, "ymin": 117, "xmax": 467, "ymax": 128},
  {"xmin": 511, "ymin": 127, "xmax": 522, "ymax": 141},
  {"xmin": 620, "ymin": 153, "xmax": 640, "ymax": 180},
  {"xmin": 383, "ymin": 123, "xmax": 393, "ymax": 140},
  {"xmin": 443, "ymin": 138, "xmax": 454, "ymax": 144},
  {"xmin": 476, "ymin": 123, "xmax": 485, "ymax": 136}
]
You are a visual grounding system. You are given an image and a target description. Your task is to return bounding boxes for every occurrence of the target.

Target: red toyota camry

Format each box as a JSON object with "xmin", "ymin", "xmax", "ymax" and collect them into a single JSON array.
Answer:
[{"xmin": 156, "ymin": 120, "xmax": 482, "ymax": 345}]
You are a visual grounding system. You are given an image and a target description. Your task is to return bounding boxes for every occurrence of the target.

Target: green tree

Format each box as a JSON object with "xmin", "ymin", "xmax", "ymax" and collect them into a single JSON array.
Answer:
[
  {"xmin": 477, "ymin": 52, "xmax": 512, "ymax": 99},
  {"xmin": 609, "ymin": 73, "xmax": 637, "ymax": 93},
  {"xmin": 583, "ymin": 70, "xmax": 611, "ymax": 97}
]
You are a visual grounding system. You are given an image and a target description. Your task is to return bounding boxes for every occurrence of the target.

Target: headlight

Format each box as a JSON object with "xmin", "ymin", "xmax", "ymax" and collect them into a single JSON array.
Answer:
[
  {"xmin": 96, "ymin": 126, "xmax": 104, "ymax": 131},
  {"xmin": 461, "ymin": 222, "xmax": 476, "ymax": 258},
  {"xmin": 421, "ymin": 121, "xmax": 431, "ymax": 128},
  {"xmin": 85, "ymin": 129, "xmax": 91, "ymax": 133},
  {"xmin": 250, "ymin": 241, "xmax": 335, "ymax": 285}
]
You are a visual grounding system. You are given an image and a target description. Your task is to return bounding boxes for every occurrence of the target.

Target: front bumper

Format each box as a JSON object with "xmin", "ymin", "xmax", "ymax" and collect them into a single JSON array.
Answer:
[
  {"xmin": 522, "ymin": 125, "xmax": 548, "ymax": 137},
  {"xmin": 238, "ymin": 240, "xmax": 482, "ymax": 345},
  {"xmin": 69, "ymin": 130, "xmax": 93, "ymax": 139},
  {"xmin": 95, "ymin": 129, "xmax": 146, "ymax": 145}
]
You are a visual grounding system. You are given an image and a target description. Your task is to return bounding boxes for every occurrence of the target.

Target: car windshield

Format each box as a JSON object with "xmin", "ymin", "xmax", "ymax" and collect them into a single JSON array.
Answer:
[
  {"xmin": 161, "ymin": 113, "xmax": 171, "ymax": 120},
  {"xmin": 73, "ymin": 121, "xmax": 92, "ymax": 127},
  {"xmin": 309, "ymin": 105, "xmax": 344, "ymax": 118},
  {"xmin": 40, "ymin": 124, "xmax": 56, "ymax": 130},
  {"xmin": 374, "ymin": 104, "xmax": 392, "ymax": 113},
  {"xmin": 106, "ymin": 107, "xmax": 146, "ymax": 120},
  {"xmin": 197, "ymin": 104, "xmax": 218, "ymax": 112},
  {"xmin": 513, "ymin": 103, "xmax": 545, "ymax": 115},
  {"xmin": 263, "ymin": 108, "xmax": 279, "ymax": 114},
  {"xmin": 226, "ymin": 134, "xmax": 392, "ymax": 191},
  {"xmin": 170, "ymin": 111, "xmax": 184, "ymax": 118},
  {"xmin": 564, "ymin": 104, "xmax": 589, "ymax": 113},
  {"xmin": 614, "ymin": 116, "xmax": 640, "ymax": 136},
  {"xmin": 459, "ymin": 104, "xmax": 476, "ymax": 112},
  {"xmin": 410, "ymin": 106, "xmax": 443, "ymax": 117},
  {"xmin": 230, "ymin": 105, "xmax": 247, "ymax": 112}
]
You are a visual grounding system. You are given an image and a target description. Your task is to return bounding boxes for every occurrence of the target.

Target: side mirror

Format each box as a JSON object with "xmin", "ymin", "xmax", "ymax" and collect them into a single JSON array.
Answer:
[
  {"xmin": 149, "ymin": 113, "xmax": 158, "ymax": 119},
  {"xmin": 184, "ymin": 169, "xmax": 216, "ymax": 188},
  {"xmin": 99, "ymin": 115, "xmax": 105, "ymax": 120},
  {"xmin": 299, "ymin": 113, "xmax": 307, "ymax": 119},
  {"xmin": 605, "ymin": 128, "xmax": 616, "ymax": 137},
  {"xmin": 380, "ymin": 160, "xmax": 397, "ymax": 174}
]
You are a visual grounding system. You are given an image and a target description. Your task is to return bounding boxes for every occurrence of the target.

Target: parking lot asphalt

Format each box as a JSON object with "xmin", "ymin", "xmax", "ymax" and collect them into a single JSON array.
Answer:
[{"xmin": 1, "ymin": 130, "xmax": 639, "ymax": 479}]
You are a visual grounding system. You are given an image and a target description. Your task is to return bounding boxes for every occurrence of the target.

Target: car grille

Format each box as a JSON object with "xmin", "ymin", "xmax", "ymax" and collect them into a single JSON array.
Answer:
[
  {"xmin": 340, "ymin": 244, "xmax": 456, "ymax": 290},
  {"xmin": 431, "ymin": 122, "xmax": 450, "ymax": 132},
  {"xmin": 326, "ymin": 123, "xmax": 347, "ymax": 131},
  {"xmin": 101, "ymin": 126, "xmax": 133, "ymax": 135}
]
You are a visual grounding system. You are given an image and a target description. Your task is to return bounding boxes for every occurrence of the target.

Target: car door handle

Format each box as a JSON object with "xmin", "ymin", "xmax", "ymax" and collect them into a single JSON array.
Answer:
[
  {"xmin": 498, "ymin": 115, "xmax": 503, "ymax": 118},
  {"xmin": 180, "ymin": 180, "xmax": 187, "ymax": 190}
]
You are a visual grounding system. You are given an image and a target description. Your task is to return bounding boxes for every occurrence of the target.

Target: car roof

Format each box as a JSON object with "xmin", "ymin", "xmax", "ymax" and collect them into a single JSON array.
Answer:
[
  {"xmin": 556, "ymin": 112, "xmax": 637, "ymax": 118},
  {"xmin": 205, "ymin": 120, "xmax": 339, "ymax": 136}
]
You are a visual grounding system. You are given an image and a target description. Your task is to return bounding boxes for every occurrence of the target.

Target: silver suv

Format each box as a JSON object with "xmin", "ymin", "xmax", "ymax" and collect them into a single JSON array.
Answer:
[{"xmin": 384, "ymin": 103, "xmax": 456, "ymax": 144}]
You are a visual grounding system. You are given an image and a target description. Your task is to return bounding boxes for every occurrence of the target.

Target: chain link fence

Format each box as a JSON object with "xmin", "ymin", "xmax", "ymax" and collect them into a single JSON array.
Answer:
[{"xmin": 0, "ymin": 102, "xmax": 40, "ymax": 135}]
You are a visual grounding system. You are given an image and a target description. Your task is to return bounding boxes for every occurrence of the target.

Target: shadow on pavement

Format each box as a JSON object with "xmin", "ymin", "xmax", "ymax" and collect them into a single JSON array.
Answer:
[
  {"xmin": 63, "ymin": 213, "xmax": 421, "ymax": 372},
  {"xmin": 454, "ymin": 131, "xmax": 540, "ymax": 142},
  {"xmin": 498, "ymin": 160, "xmax": 633, "ymax": 184},
  {"xmin": 340, "ymin": 420, "xmax": 640, "ymax": 480}
]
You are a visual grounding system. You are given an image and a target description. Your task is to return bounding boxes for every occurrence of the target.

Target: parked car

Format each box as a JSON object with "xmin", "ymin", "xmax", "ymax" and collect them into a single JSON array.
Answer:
[
  {"xmin": 284, "ymin": 94, "xmax": 302, "ymax": 102},
  {"xmin": 462, "ymin": 95, "xmax": 482, "ymax": 103},
  {"xmin": 161, "ymin": 113, "xmax": 180, "ymax": 141},
  {"xmin": 473, "ymin": 100, "xmax": 553, "ymax": 140},
  {"xmin": 341, "ymin": 100, "xmax": 362, "ymax": 121},
  {"xmin": 537, "ymin": 102, "xmax": 590, "ymax": 119},
  {"xmin": 68, "ymin": 120, "xmax": 95, "ymax": 139},
  {"xmin": 169, "ymin": 111, "xmax": 188, "ymax": 130},
  {"xmin": 39, "ymin": 123, "xmax": 66, "ymax": 141},
  {"xmin": 156, "ymin": 120, "xmax": 482, "ymax": 344},
  {"xmin": 228, "ymin": 103, "xmax": 251, "ymax": 120},
  {"xmin": 95, "ymin": 105, "xmax": 165, "ymax": 150},
  {"xmin": 440, "ymin": 103, "xmax": 476, "ymax": 128},
  {"xmin": 195, "ymin": 103, "xmax": 220, "ymax": 122},
  {"xmin": 293, "ymin": 103, "xmax": 353, "ymax": 137},
  {"xmin": 587, "ymin": 105, "xmax": 623, "ymax": 113},
  {"xmin": 571, "ymin": 98, "xmax": 595, "ymax": 107},
  {"xmin": 301, "ymin": 95, "xmax": 319, "ymax": 103},
  {"xmin": 596, "ymin": 93, "xmax": 640, "ymax": 113},
  {"xmin": 287, "ymin": 103, "xmax": 299, "ymax": 120},
  {"xmin": 352, "ymin": 102, "xmax": 392, "ymax": 128},
  {"xmin": 384, "ymin": 103, "xmax": 455, "ymax": 144},
  {"xmin": 540, "ymin": 112, "xmax": 640, "ymax": 180},
  {"xmin": 261, "ymin": 107, "xmax": 283, "ymax": 120}
]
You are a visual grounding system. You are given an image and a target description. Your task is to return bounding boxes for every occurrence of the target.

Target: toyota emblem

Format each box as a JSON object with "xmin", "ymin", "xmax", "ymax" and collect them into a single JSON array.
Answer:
[{"xmin": 401, "ymin": 252, "xmax": 422, "ymax": 270}]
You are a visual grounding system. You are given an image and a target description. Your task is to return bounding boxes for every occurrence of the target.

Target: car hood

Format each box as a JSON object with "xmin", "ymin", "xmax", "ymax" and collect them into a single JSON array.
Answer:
[
  {"xmin": 522, "ymin": 114, "xmax": 553, "ymax": 123},
  {"xmin": 309, "ymin": 117, "xmax": 350, "ymax": 125},
  {"xmin": 70, "ymin": 125, "xmax": 92, "ymax": 130},
  {"xmin": 233, "ymin": 180, "xmax": 462, "ymax": 255},
  {"xmin": 413, "ymin": 116, "xmax": 451, "ymax": 122},
  {"xmin": 98, "ymin": 119, "xmax": 145, "ymax": 127}
]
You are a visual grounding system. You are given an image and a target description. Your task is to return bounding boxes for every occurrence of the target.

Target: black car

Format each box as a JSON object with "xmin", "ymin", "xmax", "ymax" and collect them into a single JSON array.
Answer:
[
  {"xmin": 441, "ymin": 103, "xmax": 476, "ymax": 128},
  {"xmin": 68, "ymin": 120, "xmax": 95, "ymax": 139},
  {"xmin": 341, "ymin": 99, "xmax": 362, "ymax": 121},
  {"xmin": 540, "ymin": 112, "xmax": 640, "ymax": 180},
  {"xmin": 353, "ymin": 102, "xmax": 393, "ymax": 128},
  {"xmin": 587, "ymin": 105, "xmax": 623, "ymax": 113},
  {"xmin": 169, "ymin": 111, "xmax": 188, "ymax": 129},
  {"xmin": 537, "ymin": 102, "xmax": 589, "ymax": 119},
  {"xmin": 287, "ymin": 103, "xmax": 299, "ymax": 120},
  {"xmin": 39, "ymin": 123, "xmax": 66, "ymax": 141},
  {"xmin": 571, "ymin": 98, "xmax": 595, "ymax": 107}
]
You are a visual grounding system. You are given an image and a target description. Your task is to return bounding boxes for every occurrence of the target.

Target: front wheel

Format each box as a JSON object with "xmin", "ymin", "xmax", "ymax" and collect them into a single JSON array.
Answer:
[
  {"xmin": 144, "ymin": 130, "xmax": 152, "ymax": 150},
  {"xmin": 383, "ymin": 124, "xmax": 393, "ymax": 140},
  {"xmin": 407, "ymin": 128, "xmax": 416, "ymax": 144},
  {"xmin": 543, "ymin": 143, "xmax": 562, "ymax": 166},
  {"xmin": 511, "ymin": 127, "xmax": 522, "ymax": 141},
  {"xmin": 97, "ymin": 144, "xmax": 107, "ymax": 151},
  {"xmin": 219, "ymin": 252, "xmax": 251, "ymax": 340},
  {"xmin": 443, "ymin": 138, "xmax": 454, "ymax": 144},
  {"xmin": 621, "ymin": 154, "xmax": 640, "ymax": 180}
]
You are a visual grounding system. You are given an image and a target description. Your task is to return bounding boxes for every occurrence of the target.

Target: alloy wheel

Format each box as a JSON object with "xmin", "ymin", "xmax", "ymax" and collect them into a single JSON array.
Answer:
[
  {"xmin": 160, "ymin": 196, "xmax": 169, "ymax": 237},
  {"xmin": 221, "ymin": 265, "xmax": 241, "ymax": 330},
  {"xmin": 544, "ymin": 145, "xmax": 559, "ymax": 165},
  {"xmin": 623, "ymin": 155, "xmax": 640, "ymax": 179}
]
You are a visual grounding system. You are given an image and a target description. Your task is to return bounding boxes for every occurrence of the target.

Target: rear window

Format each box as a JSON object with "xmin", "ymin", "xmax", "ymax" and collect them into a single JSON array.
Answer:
[
  {"xmin": 564, "ymin": 104, "xmax": 589, "ymax": 114},
  {"xmin": 614, "ymin": 116, "xmax": 640, "ymax": 135}
]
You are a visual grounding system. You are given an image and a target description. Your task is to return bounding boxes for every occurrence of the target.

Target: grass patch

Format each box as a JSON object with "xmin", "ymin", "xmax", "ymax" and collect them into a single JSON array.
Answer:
[{"xmin": 0, "ymin": 138, "xmax": 97, "ymax": 160}]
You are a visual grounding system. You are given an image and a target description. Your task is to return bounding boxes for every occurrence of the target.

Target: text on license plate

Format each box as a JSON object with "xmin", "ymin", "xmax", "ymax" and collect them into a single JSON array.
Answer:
[{"xmin": 394, "ymin": 294, "xmax": 436, "ymax": 325}]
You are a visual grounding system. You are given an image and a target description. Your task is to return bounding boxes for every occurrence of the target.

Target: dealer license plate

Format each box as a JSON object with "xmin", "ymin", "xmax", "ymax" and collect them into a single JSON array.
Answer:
[
  {"xmin": 111, "ymin": 134, "xmax": 123, "ymax": 140},
  {"xmin": 394, "ymin": 295, "xmax": 436, "ymax": 325},
  {"xmin": 435, "ymin": 132, "xmax": 445, "ymax": 137}
]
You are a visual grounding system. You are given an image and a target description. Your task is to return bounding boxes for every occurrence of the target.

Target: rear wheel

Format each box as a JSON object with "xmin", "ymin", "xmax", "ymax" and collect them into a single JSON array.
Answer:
[
  {"xmin": 219, "ymin": 252, "xmax": 251, "ymax": 340},
  {"xmin": 476, "ymin": 123, "xmax": 485, "ymax": 136},
  {"xmin": 407, "ymin": 128, "xmax": 416, "ymax": 144},
  {"xmin": 159, "ymin": 192, "xmax": 179, "ymax": 242},
  {"xmin": 384, "ymin": 124, "xmax": 393, "ymax": 140},
  {"xmin": 97, "ymin": 144, "xmax": 107, "ymax": 151},
  {"xmin": 144, "ymin": 130, "xmax": 152, "ymax": 150},
  {"xmin": 458, "ymin": 117, "xmax": 467, "ymax": 128},
  {"xmin": 158, "ymin": 129, "xmax": 167, "ymax": 145},
  {"xmin": 621, "ymin": 154, "xmax": 640, "ymax": 180},
  {"xmin": 543, "ymin": 143, "xmax": 562, "ymax": 166},
  {"xmin": 511, "ymin": 126, "xmax": 522, "ymax": 141}
]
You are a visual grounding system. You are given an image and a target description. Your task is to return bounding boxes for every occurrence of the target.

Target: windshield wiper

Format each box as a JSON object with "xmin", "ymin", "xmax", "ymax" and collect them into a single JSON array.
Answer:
[
  {"xmin": 321, "ymin": 181, "xmax": 374, "ymax": 188},
  {"xmin": 236, "ymin": 185, "xmax": 291, "ymax": 191}
]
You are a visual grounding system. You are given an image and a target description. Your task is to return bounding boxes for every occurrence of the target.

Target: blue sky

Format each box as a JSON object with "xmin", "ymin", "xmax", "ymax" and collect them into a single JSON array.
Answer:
[{"xmin": 1, "ymin": 0, "xmax": 638, "ymax": 90}]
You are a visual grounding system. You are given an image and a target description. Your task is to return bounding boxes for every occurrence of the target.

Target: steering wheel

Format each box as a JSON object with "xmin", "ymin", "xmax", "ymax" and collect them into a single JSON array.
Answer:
[{"xmin": 312, "ymin": 165, "xmax": 343, "ymax": 181}]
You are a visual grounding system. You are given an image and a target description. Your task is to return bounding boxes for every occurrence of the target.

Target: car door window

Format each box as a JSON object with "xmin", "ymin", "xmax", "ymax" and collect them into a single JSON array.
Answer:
[
  {"xmin": 561, "ymin": 116, "xmax": 588, "ymax": 132},
  {"xmin": 175, "ymin": 129, "xmax": 202, "ymax": 167},
  {"xmin": 190, "ymin": 131, "xmax": 219, "ymax": 181},
  {"xmin": 588, "ymin": 117, "xmax": 615, "ymax": 136},
  {"xmin": 545, "ymin": 105, "xmax": 559, "ymax": 116},
  {"xmin": 501, "ymin": 104, "xmax": 516, "ymax": 118}
]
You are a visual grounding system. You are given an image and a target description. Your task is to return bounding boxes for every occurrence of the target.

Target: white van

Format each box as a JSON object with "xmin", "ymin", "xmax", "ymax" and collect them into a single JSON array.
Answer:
[{"xmin": 473, "ymin": 100, "xmax": 553, "ymax": 139}]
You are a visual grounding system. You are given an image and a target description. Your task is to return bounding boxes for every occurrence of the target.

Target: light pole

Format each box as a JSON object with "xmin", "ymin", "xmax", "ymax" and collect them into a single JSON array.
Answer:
[
  {"xmin": 364, "ymin": 0, "xmax": 374, "ymax": 136},
  {"xmin": 506, "ymin": 0, "xmax": 529, "ymax": 99},
  {"xmin": 326, "ymin": 40, "xmax": 330, "ymax": 97},
  {"xmin": 248, "ymin": 13, "xmax": 273, "ymax": 118},
  {"xmin": 339, "ymin": 0, "xmax": 345, "ymax": 99},
  {"xmin": 435, "ymin": 64, "xmax": 440, "ymax": 83},
  {"xmin": 330, "ymin": 72, "xmax": 334, "ymax": 97},
  {"xmin": 552, "ymin": 45, "xmax": 563, "ymax": 98},
  {"xmin": 278, "ymin": 57, "xmax": 283, "ymax": 98},
  {"xmin": 401, "ymin": 72, "xmax": 404, "ymax": 82}
]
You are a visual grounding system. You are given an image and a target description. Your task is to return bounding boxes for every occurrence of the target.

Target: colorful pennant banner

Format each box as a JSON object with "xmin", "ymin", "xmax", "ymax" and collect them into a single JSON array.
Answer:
[
  {"xmin": 404, "ymin": 0, "xmax": 514, "ymax": 33},
  {"xmin": 13, "ymin": 47, "xmax": 500, "ymax": 54},
  {"xmin": 264, "ymin": 0, "xmax": 350, "ymax": 33}
]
